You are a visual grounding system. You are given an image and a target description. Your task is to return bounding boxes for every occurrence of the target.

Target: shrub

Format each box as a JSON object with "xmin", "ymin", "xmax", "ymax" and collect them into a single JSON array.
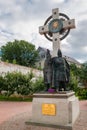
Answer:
[
  {"xmin": 0, "ymin": 72, "xmax": 34, "ymax": 96},
  {"xmin": 0, "ymin": 76, "xmax": 5, "ymax": 92},
  {"xmin": 76, "ymin": 88, "xmax": 87, "ymax": 99},
  {"xmin": 0, "ymin": 94, "xmax": 32, "ymax": 101},
  {"xmin": 67, "ymin": 72, "xmax": 78, "ymax": 92},
  {"xmin": 31, "ymin": 77, "xmax": 45, "ymax": 93},
  {"xmin": 13, "ymin": 59, "xmax": 17, "ymax": 64}
]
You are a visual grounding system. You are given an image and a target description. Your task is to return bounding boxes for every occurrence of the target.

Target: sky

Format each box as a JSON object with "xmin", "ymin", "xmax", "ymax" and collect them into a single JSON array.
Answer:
[{"xmin": 0, "ymin": 0, "xmax": 87, "ymax": 63}]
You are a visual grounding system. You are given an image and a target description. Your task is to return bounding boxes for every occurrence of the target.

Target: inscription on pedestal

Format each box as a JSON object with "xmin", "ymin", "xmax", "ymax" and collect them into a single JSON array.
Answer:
[{"xmin": 42, "ymin": 104, "xmax": 56, "ymax": 116}]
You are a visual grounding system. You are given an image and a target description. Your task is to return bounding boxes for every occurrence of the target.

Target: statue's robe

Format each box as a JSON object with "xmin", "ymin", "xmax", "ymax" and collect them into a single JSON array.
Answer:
[{"xmin": 52, "ymin": 57, "xmax": 70, "ymax": 89}]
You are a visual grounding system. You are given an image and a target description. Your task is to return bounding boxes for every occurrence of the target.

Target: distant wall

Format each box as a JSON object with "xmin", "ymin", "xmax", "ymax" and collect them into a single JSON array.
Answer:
[{"xmin": 0, "ymin": 61, "xmax": 43, "ymax": 77}]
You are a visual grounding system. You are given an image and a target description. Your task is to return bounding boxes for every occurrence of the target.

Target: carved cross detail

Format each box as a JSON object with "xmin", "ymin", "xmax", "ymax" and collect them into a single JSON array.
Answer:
[{"xmin": 39, "ymin": 8, "xmax": 75, "ymax": 56}]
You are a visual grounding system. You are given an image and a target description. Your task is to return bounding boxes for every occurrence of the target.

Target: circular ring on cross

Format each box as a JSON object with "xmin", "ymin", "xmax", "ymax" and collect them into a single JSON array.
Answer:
[{"xmin": 44, "ymin": 13, "xmax": 70, "ymax": 41}]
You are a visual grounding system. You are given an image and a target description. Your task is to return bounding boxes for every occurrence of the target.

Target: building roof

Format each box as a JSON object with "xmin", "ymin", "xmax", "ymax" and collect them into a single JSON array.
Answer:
[
  {"xmin": 63, "ymin": 55, "xmax": 81, "ymax": 66},
  {"xmin": 37, "ymin": 47, "xmax": 81, "ymax": 66}
]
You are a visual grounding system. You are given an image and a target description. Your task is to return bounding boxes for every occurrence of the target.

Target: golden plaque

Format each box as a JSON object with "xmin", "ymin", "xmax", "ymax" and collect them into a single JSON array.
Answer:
[{"xmin": 42, "ymin": 104, "xmax": 56, "ymax": 116}]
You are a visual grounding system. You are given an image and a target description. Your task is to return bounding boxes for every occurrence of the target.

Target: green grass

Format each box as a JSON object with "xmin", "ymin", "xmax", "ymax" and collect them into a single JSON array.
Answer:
[{"xmin": 0, "ymin": 95, "xmax": 33, "ymax": 102}]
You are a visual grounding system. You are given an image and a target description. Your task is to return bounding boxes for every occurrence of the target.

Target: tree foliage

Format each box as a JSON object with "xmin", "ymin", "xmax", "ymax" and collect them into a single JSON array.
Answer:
[
  {"xmin": 79, "ymin": 63, "xmax": 87, "ymax": 87},
  {"xmin": 69, "ymin": 63, "xmax": 87, "ymax": 99},
  {"xmin": 1, "ymin": 40, "xmax": 38, "ymax": 67},
  {"xmin": 32, "ymin": 77, "xmax": 45, "ymax": 93},
  {"xmin": 70, "ymin": 63, "xmax": 80, "ymax": 77},
  {"xmin": 0, "ymin": 72, "xmax": 34, "ymax": 96},
  {"xmin": 0, "ymin": 72, "xmax": 44, "ymax": 96}
]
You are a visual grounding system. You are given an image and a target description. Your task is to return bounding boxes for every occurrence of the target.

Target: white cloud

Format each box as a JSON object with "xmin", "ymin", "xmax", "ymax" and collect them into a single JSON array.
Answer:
[
  {"xmin": 82, "ymin": 46, "xmax": 87, "ymax": 52},
  {"xmin": 50, "ymin": 0, "xmax": 65, "ymax": 3},
  {"xmin": 0, "ymin": 0, "xmax": 87, "ymax": 63}
]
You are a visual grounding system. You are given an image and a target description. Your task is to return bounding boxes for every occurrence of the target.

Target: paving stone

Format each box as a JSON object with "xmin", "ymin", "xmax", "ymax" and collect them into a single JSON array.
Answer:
[{"xmin": 0, "ymin": 101, "xmax": 87, "ymax": 130}]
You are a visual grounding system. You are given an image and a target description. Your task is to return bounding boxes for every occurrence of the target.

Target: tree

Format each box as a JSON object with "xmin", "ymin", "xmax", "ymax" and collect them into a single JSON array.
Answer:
[
  {"xmin": 1, "ymin": 40, "xmax": 38, "ymax": 67},
  {"xmin": 70, "ymin": 63, "xmax": 80, "ymax": 78},
  {"xmin": 67, "ymin": 64, "xmax": 80, "ymax": 91},
  {"xmin": 79, "ymin": 63, "xmax": 87, "ymax": 87}
]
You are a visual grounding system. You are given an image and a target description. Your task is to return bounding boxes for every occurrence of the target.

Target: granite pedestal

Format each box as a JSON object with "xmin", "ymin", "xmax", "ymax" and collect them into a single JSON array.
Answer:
[{"xmin": 26, "ymin": 91, "xmax": 79, "ymax": 130}]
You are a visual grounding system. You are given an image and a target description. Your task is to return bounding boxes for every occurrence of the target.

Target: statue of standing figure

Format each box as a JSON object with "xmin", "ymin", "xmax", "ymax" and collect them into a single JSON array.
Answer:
[
  {"xmin": 52, "ymin": 49, "xmax": 70, "ymax": 91},
  {"xmin": 43, "ymin": 49, "xmax": 52, "ymax": 91},
  {"xmin": 43, "ymin": 49, "xmax": 70, "ymax": 92}
]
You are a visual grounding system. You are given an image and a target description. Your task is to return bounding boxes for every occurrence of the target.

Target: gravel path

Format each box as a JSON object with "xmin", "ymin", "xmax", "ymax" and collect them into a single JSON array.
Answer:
[
  {"xmin": 0, "ymin": 111, "xmax": 31, "ymax": 130},
  {"xmin": 0, "ymin": 110, "xmax": 87, "ymax": 130},
  {"xmin": 0, "ymin": 101, "xmax": 87, "ymax": 130}
]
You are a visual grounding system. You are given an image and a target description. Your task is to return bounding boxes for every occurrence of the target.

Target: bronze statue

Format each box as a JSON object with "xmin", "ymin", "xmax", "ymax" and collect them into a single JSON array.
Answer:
[
  {"xmin": 43, "ymin": 49, "xmax": 52, "ymax": 91},
  {"xmin": 52, "ymin": 49, "xmax": 70, "ymax": 91}
]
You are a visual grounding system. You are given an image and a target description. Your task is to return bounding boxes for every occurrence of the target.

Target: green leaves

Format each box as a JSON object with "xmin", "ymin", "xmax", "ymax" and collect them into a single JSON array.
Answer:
[
  {"xmin": 1, "ymin": 40, "xmax": 38, "ymax": 67},
  {"xmin": 0, "ymin": 72, "xmax": 34, "ymax": 96}
]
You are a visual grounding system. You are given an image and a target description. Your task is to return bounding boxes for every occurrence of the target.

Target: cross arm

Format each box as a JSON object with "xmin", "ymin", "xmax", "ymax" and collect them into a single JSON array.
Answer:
[
  {"xmin": 63, "ymin": 19, "xmax": 75, "ymax": 29},
  {"xmin": 39, "ymin": 25, "xmax": 49, "ymax": 35}
]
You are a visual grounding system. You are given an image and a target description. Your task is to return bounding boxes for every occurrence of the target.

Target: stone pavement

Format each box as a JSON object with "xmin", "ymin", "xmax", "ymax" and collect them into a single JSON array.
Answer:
[
  {"xmin": 73, "ymin": 100, "xmax": 87, "ymax": 130},
  {"xmin": 0, "ymin": 101, "xmax": 87, "ymax": 130},
  {"xmin": 0, "ymin": 102, "xmax": 32, "ymax": 124}
]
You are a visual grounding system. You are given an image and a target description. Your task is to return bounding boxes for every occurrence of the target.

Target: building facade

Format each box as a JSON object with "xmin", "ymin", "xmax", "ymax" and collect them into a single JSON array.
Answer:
[{"xmin": 36, "ymin": 47, "xmax": 81, "ymax": 69}]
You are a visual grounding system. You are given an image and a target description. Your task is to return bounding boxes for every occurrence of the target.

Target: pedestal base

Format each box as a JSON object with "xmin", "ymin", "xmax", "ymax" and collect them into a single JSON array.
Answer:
[
  {"xmin": 26, "ymin": 91, "xmax": 80, "ymax": 130},
  {"xmin": 26, "ymin": 121, "xmax": 72, "ymax": 130}
]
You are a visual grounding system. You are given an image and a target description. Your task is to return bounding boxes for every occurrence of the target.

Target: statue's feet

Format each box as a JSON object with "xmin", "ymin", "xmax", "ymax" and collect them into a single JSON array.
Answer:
[
  {"xmin": 48, "ymin": 88, "xmax": 55, "ymax": 93},
  {"xmin": 55, "ymin": 88, "xmax": 59, "ymax": 92}
]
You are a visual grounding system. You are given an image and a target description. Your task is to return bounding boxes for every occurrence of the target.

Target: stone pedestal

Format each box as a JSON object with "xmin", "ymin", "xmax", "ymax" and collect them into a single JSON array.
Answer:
[{"xmin": 26, "ymin": 91, "xmax": 79, "ymax": 130}]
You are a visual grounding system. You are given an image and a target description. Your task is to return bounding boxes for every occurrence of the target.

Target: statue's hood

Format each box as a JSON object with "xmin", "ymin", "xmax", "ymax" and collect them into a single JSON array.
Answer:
[
  {"xmin": 57, "ymin": 49, "xmax": 62, "ymax": 57},
  {"xmin": 46, "ymin": 49, "xmax": 51, "ymax": 59}
]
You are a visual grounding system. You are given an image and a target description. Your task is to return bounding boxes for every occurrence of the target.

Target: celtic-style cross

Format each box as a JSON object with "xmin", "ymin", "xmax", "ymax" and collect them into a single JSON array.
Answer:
[{"xmin": 39, "ymin": 8, "xmax": 75, "ymax": 56}]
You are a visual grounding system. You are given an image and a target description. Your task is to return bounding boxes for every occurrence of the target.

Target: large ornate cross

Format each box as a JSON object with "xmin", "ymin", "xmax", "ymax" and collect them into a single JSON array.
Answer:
[{"xmin": 39, "ymin": 8, "xmax": 75, "ymax": 56}]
